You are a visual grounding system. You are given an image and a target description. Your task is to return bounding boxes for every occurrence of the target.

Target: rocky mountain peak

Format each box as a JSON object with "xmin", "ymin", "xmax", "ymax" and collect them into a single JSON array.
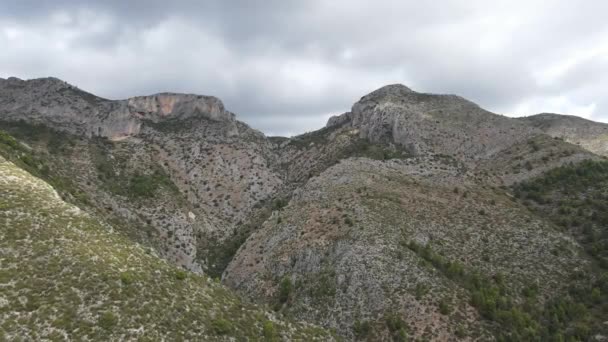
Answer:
[{"xmin": 359, "ymin": 83, "xmax": 415, "ymax": 103}]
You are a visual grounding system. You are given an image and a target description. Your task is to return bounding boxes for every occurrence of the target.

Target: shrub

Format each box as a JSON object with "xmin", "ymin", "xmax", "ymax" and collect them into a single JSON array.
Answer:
[
  {"xmin": 272, "ymin": 198, "xmax": 288, "ymax": 210},
  {"xmin": 353, "ymin": 320, "xmax": 372, "ymax": 339},
  {"xmin": 385, "ymin": 313, "xmax": 407, "ymax": 333},
  {"xmin": 278, "ymin": 277, "xmax": 292, "ymax": 304},
  {"xmin": 438, "ymin": 299, "xmax": 452, "ymax": 315},
  {"xmin": 98, "ymin": 312, "xmax": 117, "ymax": 330},
  {"xmin": 262, "ymin": 320, "xmax": 278, "ymax": 341},
  {"xmin": 211, "ymin": 318, "xmax": 232, "ymax": 335},
  {"xmin": 414, "ymin": 283, "xmax": 429, "ymax": 300},
  {"xmin": 120, "ymin": 271, "xmax": 135, "ymax": 285},
  {"xmin": 174, "ymin": 270, "xmax": 187, "ymax": 280}
]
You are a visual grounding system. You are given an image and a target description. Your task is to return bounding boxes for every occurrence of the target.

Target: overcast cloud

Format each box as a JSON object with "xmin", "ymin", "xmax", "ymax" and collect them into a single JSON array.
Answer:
[{"xmin": 1, "ymin": 1, "xmax": 607, "ymax": 135}]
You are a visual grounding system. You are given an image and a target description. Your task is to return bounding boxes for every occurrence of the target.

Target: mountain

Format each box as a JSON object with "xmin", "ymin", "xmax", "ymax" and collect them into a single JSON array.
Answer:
[
  {"xmin": 225, "ymin": 85, "xmax": 606, "ymax": 340},
  {"xmin": 0, "ymin": 76, "xmax": 281, "ymax": 276},
  {"xmin": 1, "ymin": 76, "xmax": 606, "ymax": 341},
  {"xmin": 0, "ymin": 141, "xmax": 333, "ymax": 340}
]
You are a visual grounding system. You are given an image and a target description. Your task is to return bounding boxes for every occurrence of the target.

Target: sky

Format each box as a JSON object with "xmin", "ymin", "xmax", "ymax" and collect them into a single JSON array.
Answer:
[{"xmin": 1, "ymin": 1, "xmax": 607, "ymax": 136}]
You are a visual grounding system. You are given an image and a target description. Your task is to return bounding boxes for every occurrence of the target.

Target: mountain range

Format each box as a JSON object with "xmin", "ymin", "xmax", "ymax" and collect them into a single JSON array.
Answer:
[{"xmin": 1, "ymin": 76, "xmax": 607, "ymax": 341}]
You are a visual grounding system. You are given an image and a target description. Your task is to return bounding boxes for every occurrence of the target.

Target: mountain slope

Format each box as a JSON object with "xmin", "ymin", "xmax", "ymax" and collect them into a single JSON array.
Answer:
[
  {"xmin": 0, "ymin": 149, "xmax": 333, "ymax": 340},
  {"xmin": 518, "ymin": 113, "xmax": 608, "ymax": 157},
  {"xmin": 224, "ymin": 157, "xmax": 591, "ymax": 340},
  {"xmin": 0, "ymin": 77, "xmax": 284, "ymax": 276}
]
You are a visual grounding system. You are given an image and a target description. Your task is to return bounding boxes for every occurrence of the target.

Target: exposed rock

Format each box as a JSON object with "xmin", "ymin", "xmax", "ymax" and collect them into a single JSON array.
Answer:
[
  {"xmin": 0, "ymin": 77, "xmax": 237, "ymax": 140},
  {"xmin": 326, "ymin": 112, "xmax": 352, "ymax": 128}
]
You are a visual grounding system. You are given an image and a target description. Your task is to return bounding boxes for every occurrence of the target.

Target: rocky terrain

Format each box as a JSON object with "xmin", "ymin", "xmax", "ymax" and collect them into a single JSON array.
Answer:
[
  {"xmin": 0, "ymin": 147, "xmax": 333, "ymax": 340},
  {"xmin": 1, "ymin": 76, "xmax": 607, "ymax": 341},
  {"xmin": 518, "ymin": 113, "xmax": 608, "ymax": 157}
]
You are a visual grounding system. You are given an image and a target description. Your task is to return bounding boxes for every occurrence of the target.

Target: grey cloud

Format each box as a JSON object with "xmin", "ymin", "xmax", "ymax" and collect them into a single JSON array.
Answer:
[{"xmin": 0, "ymin": 0, "xmax": 606, "ymax": 135}]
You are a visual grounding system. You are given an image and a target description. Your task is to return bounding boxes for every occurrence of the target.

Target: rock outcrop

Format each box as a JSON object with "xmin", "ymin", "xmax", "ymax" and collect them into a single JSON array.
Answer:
[
  {"xmin": 328, "ymin": 84, "xmax": 540, "ymax": 162},
  {"xmin": 0, "ymin": 77, "xmax": 237, "ymax": 140}
]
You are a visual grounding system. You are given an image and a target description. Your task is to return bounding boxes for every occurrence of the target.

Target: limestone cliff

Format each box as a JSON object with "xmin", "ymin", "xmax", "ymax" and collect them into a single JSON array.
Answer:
[{"xmin": 0, "ymin": 77, "xmax": 237, "ymax": 140}]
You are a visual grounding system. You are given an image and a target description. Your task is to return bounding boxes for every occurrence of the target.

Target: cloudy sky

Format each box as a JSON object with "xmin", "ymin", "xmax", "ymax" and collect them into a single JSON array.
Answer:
[{"xmin": 1, "ymin": 1, "xmax": 607, "ymax": 135}]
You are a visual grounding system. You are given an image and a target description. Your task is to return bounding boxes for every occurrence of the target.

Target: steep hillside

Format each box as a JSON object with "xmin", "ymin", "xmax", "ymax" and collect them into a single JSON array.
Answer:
[
  {"xmin": 512, "ymin": 160, "xmax": 608, "ymax": 337},
  {"xmin": 0, "ymin": 77, "xmax": 285, "ymax": 277},
  {"xmin": 225, "ymin": 158, "xmax": 592, "ymax": 340},
  {"xmin": 0, "ymin": 146, "xmax": 333, "ymax": 340},
  {"xmin": 519, "ymin": 113, "xmax": 608, "ymax": 157}
]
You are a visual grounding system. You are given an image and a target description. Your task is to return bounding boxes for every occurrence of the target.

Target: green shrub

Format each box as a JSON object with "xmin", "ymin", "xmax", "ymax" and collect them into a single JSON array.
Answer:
[
  {"xmin": 120, "ymin": 271, "xmax": 135, "ymax": 285},
  {"xmin": 438, "ymin": 299, "xmax": 452, "ymax": 315},
  {"xmin": 353, "ymin": 320, "xmax": 372, "ymax": 339},
  {"xmin": 414, "ymin": 283, "xmax": 429, "ymax": 300},
  {"xmin": 385, "ymin": 313, "xmax": 406, "ymax": 333},
  {"xmin": 211, "ymin": 318, "xmax": 232, "ymax": 335},
  {"xmin": 272, "ymin": 198, "xmax": 288, "ymax": 210},
  {"xmin": 278, "ymin": 277, "xmax": 292, "ymax": 304},
  {"xmin": 174, "ymin": 270, "xmax": 187, "ymax": 280},
  {"xmin": 344, "ymin": 217, "xmax": 354, "ymax": 226},
  {"xmin": 262, "ymin": 320, "xmax": 278, "ymax": 341},
  {"xmin": 98, "ymin": 312, "xmax": 118, "ymax": 330}
]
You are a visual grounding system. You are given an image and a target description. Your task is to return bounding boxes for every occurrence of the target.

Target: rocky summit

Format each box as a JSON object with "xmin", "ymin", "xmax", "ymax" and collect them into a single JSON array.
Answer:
[{"xmin": 1, "ymin": 77, "xmax": 607, "ymax": 341}]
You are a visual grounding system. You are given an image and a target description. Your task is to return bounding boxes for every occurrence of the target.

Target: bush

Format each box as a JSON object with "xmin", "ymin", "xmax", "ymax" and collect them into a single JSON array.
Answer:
[
  {"xmin": 120, "ymin": 271, "xmax": 135, "ymax": 285},
  {"xmin": 353, "ymin": 320, "xmax": 372, "ymax": 339},
  {"xmin": 272, "ymin": 198, "xmax": 288, "ymax": 210},
  {"xmin": 438, "ymin": 299, "xmax": 452, "ymax": 315},
  {"xmin": 98, "ymin": 311, "xmax": 118, "ymax": 330},
  {"xmin": 344, "ymin": 217, "xmax": 354, "ymax": 226},
  {"xmin": 174, "ymin": 270, "xmax": 187, "ymax": 280},
  {"xmin": 211, "ymin": 318, "xmax": 232, "ymax": 335},
  {"xmin": 278, "ymin": 277, "xmax": 292, "ymax": 304},
  {"xmin": 414, "ymin": 283, "xmax": 429, "ymax": 300},
  {"xmin": 385, "ymin": 313, "xmax": 407, "ymax": 333},
  {"xmin": 262, "ymin": 320, "xmax": 278, "ymax": 341}
]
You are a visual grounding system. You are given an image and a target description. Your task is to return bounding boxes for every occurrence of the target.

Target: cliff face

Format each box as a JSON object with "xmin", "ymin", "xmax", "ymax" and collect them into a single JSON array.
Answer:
[{"xmin": 0, "ymin": 77, "xmax": 237, "ymax": 140}]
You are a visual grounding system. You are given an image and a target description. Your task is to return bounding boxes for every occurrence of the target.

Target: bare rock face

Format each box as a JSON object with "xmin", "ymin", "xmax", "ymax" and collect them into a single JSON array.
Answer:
[
  {"xmin": 0, "ymin": 77, "xmax": 237, "ymax": 140},
  {"xmin": 127, "ymin": 93, "xmax": 234, "ymax": 123}
]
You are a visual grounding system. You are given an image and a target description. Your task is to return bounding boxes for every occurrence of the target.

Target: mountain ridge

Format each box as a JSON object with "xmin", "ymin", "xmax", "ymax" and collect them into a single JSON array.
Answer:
[{"xmin": 1, "ymin": 75, "xmax": 607, "ymax": 340}]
